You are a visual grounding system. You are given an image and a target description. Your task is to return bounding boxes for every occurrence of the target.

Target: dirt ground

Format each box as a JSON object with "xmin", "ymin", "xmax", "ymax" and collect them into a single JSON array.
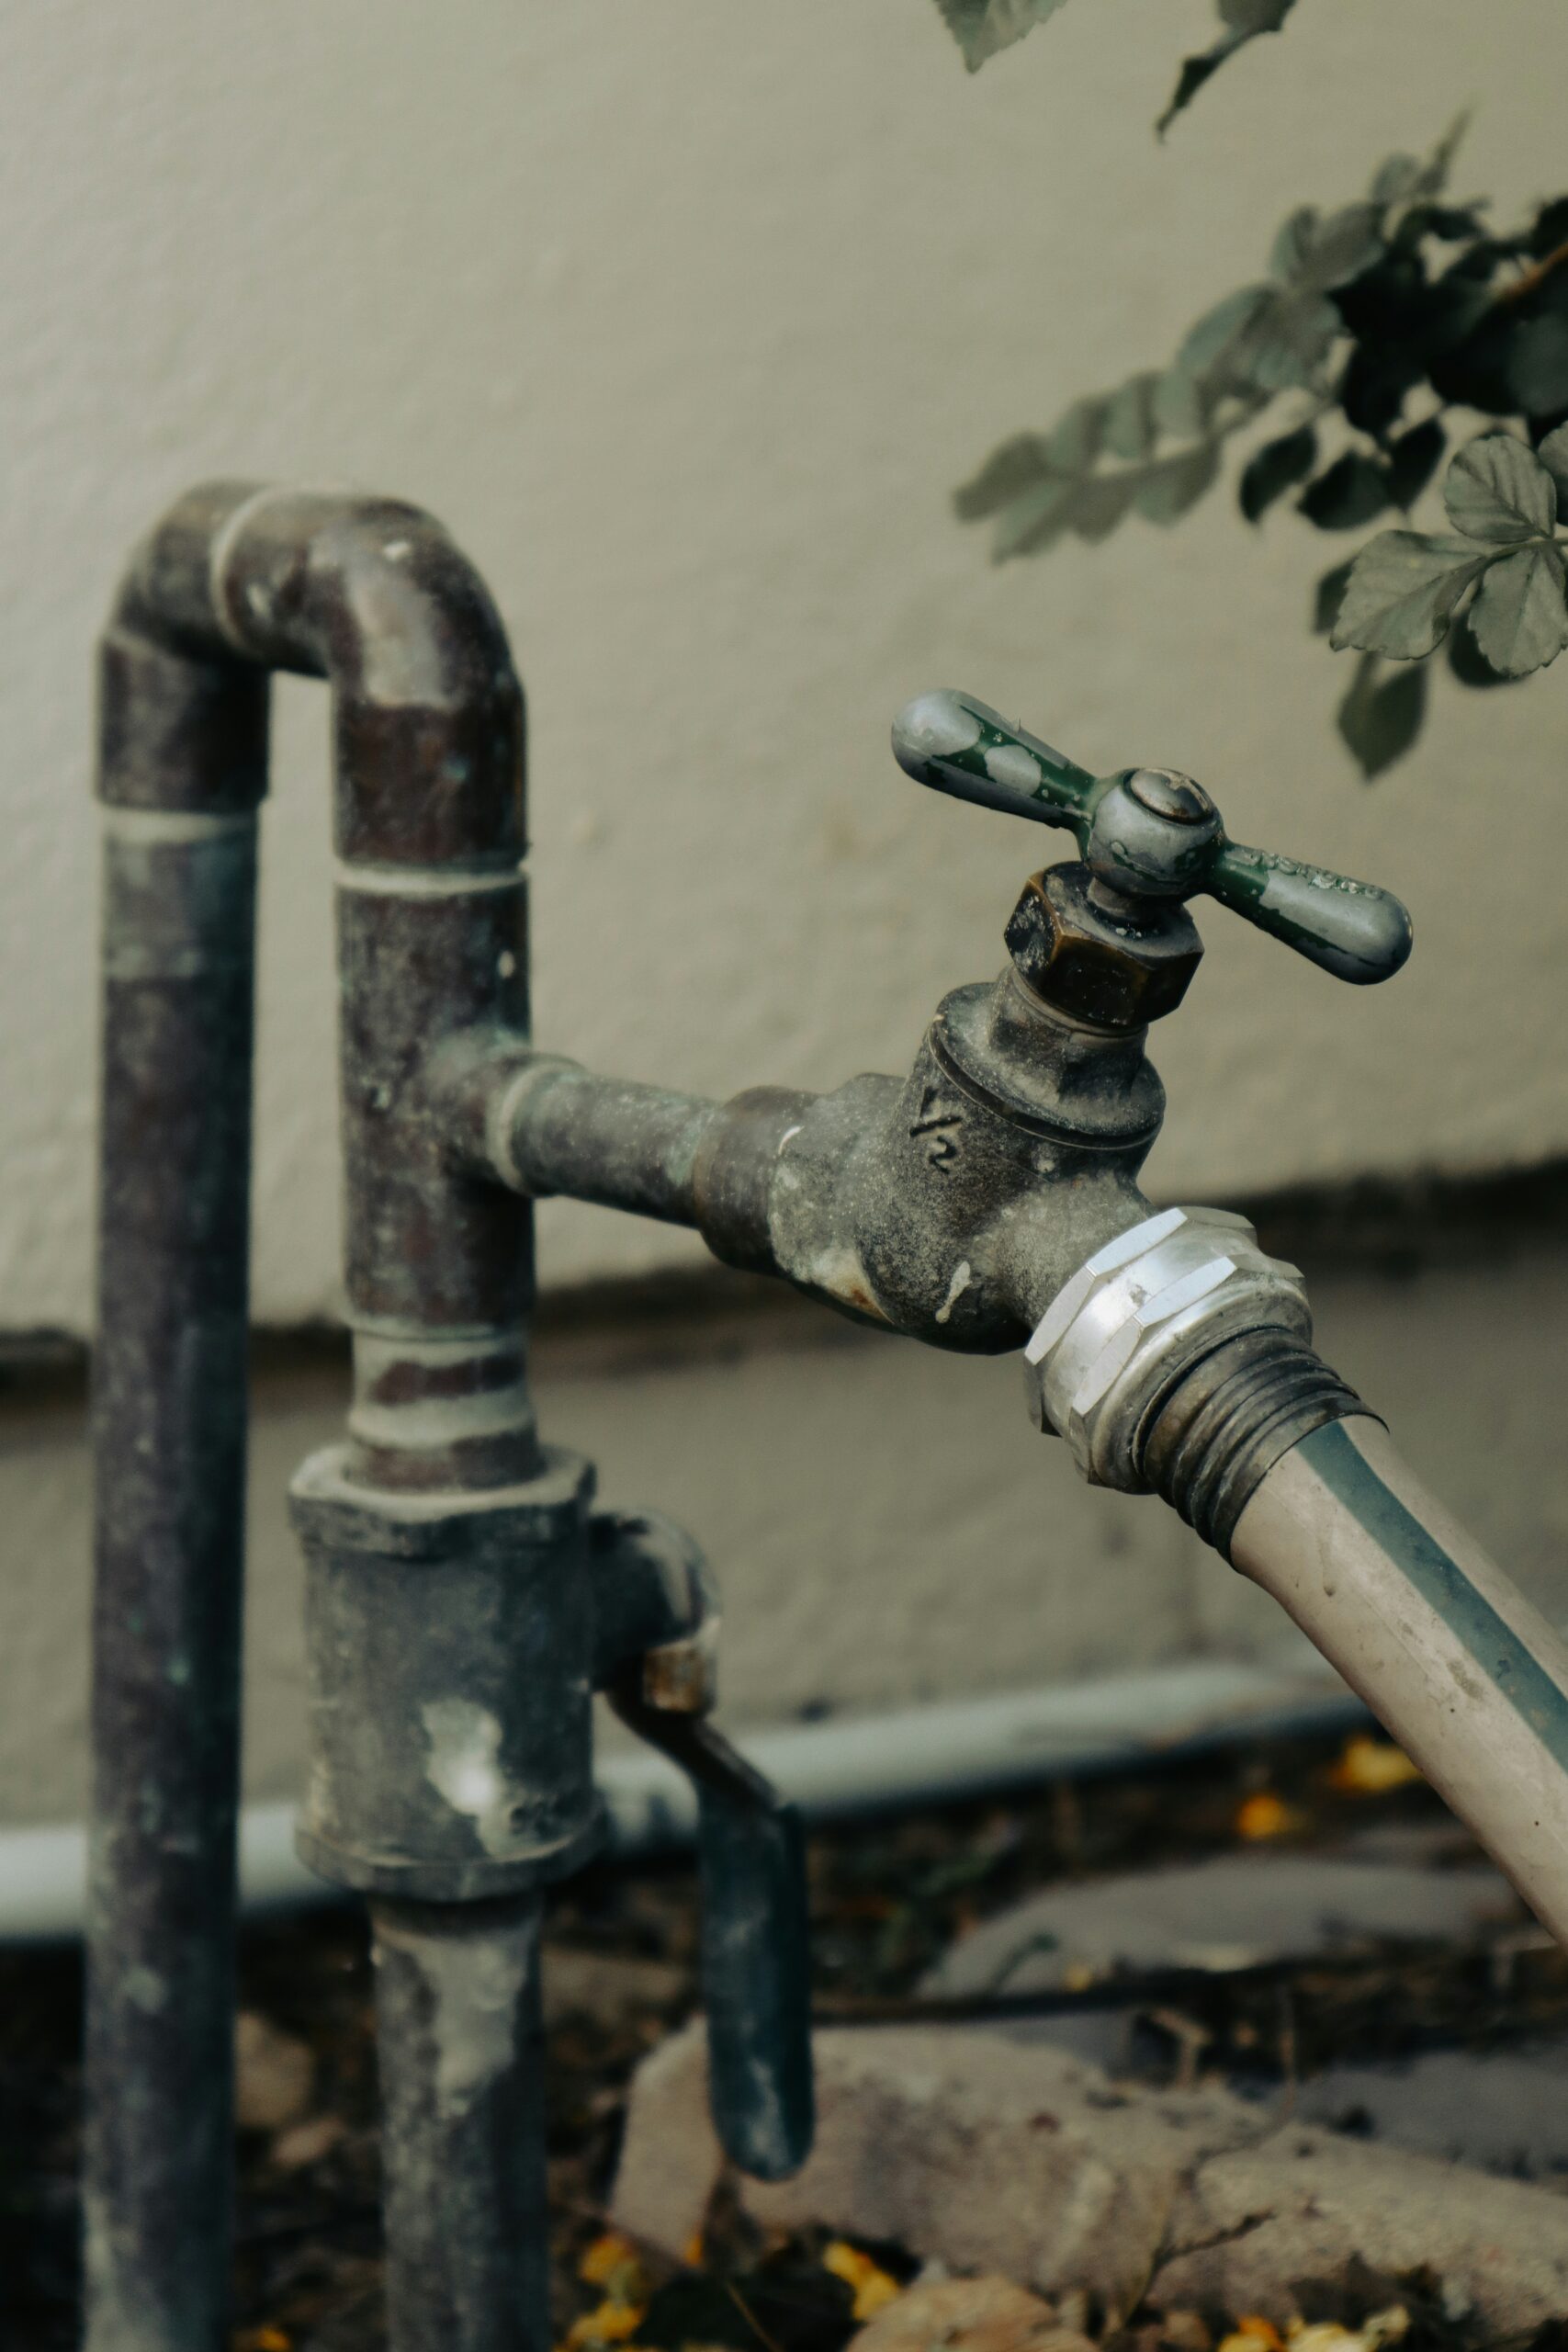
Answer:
[{"xmin": 6, "ymin": 1730, "xmax": 1568, "ymax": 2351}]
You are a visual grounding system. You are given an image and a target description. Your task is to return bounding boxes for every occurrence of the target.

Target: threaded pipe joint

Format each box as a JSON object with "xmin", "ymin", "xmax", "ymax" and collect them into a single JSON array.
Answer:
[{"xmin": 1023, "ymin": 1203, "xmax": 1366, "ymax": 1546}]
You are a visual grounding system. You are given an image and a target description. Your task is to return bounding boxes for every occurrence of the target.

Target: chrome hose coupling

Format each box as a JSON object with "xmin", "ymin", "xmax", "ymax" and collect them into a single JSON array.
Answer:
[{"xmin": 1024, "ymin": 1204, "xmax": 1313, "ymax": 1493}]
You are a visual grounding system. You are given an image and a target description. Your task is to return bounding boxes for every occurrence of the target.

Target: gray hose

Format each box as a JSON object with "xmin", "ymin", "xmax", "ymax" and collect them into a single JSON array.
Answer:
[{"xmin": 1233, "ymin": 1415, "xmax": 1568, "ymax": 1948}]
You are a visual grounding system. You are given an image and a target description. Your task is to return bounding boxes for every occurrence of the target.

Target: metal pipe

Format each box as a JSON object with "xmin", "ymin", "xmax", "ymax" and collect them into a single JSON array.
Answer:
[
  {"xmin": 0, "ymin": 1660, "xmax": 1370, "ymax": 1943},
  {"xmin": 92, "ymin": 481, "xmax": 538, "ymax": 2352},
  {"xmin": 369, "ymin": 1896, "xmax": 549, "ymax": 2352},
  {"xmin": 488, "ymin": 1059, "xmax": 725, "ymax": 1227},
  {"xmin": 1232, "ymin": 1414, "xmax": 1568, "ymax": 1948},
  {"xmin": 92, "ymin": 662, "xmax": 265, "ymax": 2352}
]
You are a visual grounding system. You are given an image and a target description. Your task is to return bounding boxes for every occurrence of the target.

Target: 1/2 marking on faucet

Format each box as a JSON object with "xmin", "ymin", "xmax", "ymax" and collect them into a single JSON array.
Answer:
[{"xmin": 911, "ymin": 1083, "xmax": 964, "ymax": 1173}]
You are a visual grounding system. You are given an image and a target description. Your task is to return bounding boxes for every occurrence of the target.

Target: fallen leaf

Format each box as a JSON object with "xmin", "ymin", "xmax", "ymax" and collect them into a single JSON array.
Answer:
[
  {"xmin": 1285, "ymin": 2311, "xmax": 1408, "ymax": 2352},
  {"xmin": 825, "ymin": 2241, "xmax": 904, "ymax": 2322},
  {"xmin": 1217, "ymin": 2320, "xmax": 1284, "ymax": 2352},
  {"xmin": 849, "ymin": 2275, "xmax": 1080, "ymax": 2352},
  {"xmin": 1328, "ymin": 1735, "xmax": 1423, "ymax": 1794},
  {"xmin": 581, "ymin": 2234, "xmax": 649, "ymax": 2292},
  {"xmin": 1235, "ymin": 1793, "xmax": 1305, "ymax": 1842},
  {"xmin": 565, "ymin": 2300, "xmax": 648, "ymax": 2350}
]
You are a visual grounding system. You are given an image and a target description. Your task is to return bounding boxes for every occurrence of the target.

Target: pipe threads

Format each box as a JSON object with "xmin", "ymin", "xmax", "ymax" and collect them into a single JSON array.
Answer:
[{"xmin": 1140, "ymin": 1329, "xmax": 1368, "ymax": 1558}]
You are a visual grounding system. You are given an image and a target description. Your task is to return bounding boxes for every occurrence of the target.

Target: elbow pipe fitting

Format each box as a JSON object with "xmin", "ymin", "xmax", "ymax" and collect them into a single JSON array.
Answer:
[
  {"xmin": 102, "ymin": 479, "xmax": 532, "ymax": 1491},
  {"xmin": 92, "ymin": 482, "xmax": 533, "ymax": 2350}
]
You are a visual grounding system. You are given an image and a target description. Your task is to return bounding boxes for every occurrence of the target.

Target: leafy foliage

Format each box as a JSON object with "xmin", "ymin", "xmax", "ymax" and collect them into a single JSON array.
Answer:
[
  {"xmin": 1334, "ymin": 428, "xmax": 1568, "ymax": 682},
  {"xmin": 931, "ymin": 0, "xmax": 1067, "ymax": 73},
  {"xmin": 1337, "ymin": 654, "xmax": 1428, "ymax": 781},
  {"xmin": 931, "ymin": 0, "xmax": 1294, "ymax": 130},
  {"xmin": 954, "ymin": 118, "xmax": 1568, "ymax": 770},
  {"xmin": 1157, "ymin": 0, "xmax": 1296, "ymax": 138}
]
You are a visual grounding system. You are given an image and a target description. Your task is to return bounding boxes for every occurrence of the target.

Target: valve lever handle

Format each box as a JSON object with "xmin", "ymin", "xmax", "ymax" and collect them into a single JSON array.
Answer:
[
  {"xmin": 592, "ymin": 1508, "xmax": 812, "ymax": 2183},
  {"xmin": 892, "ymin": 689, "xmax": 1412, "ymax": 986},
  {"xmin": 608, "ymin": 1687, "xmax": 814, "ymax": 2181}
]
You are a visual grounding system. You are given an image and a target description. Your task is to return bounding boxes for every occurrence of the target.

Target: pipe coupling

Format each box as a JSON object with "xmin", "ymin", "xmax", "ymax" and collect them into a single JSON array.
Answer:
[{"xmin": 1024, "ymin": 1204, "xmax": 1312, "ymax": 1491}]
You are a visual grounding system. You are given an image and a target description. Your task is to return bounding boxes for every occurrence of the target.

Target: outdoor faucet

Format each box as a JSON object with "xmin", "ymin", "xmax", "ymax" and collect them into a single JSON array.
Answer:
[
  {"xmin": 88, "ymin": 488, "xmax": 1568, "ymax": 2352},
  {"xmin": 448, "ymin": 684, "xmax": 1568, "ymax": 1961}
]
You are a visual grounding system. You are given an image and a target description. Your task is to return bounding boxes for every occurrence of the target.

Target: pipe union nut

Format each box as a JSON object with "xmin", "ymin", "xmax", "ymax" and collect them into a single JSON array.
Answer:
[{"xmin": 1023, "ymin": 1204, "xmax": 1311, "ymax": 1491}]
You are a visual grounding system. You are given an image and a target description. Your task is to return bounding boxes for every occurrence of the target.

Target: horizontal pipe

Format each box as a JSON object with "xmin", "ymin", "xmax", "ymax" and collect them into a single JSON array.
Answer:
[
  {"xmin": 495, "ymin": 1062, "xmax": 724, "ymax": 1226},
  {"xmin": 0, "ymin": 1659, "xmax": 1367, "ymax": 1942},
  {"xmin": 1233, "ymin": 1415, "xmax": 1568, "ymax": 1949}
]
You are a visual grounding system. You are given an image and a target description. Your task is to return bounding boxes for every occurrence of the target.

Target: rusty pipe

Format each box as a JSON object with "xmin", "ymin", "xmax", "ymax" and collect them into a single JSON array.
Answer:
[{"xmin": 91, "ymin": 482, "xmax": 534, "ymax": 2352}]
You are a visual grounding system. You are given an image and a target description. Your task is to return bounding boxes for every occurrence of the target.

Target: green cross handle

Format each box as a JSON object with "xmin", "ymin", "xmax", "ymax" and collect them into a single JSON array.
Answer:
[{"xmin": 892, "ymin": 689, "xmax": 1413, "ymax": 987}]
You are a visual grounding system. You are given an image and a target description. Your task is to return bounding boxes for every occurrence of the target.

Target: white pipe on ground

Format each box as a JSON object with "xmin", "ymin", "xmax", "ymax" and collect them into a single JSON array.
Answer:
[{"xmin": 0, "ymin": 1657, "xmax": 1363, "ymax": 1940}]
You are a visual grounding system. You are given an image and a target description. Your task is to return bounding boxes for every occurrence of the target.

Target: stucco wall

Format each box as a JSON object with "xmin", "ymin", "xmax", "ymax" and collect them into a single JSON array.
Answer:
[{"xmin": 3, "ymin": 0, "xmax": 1567, "ymax": 1330}]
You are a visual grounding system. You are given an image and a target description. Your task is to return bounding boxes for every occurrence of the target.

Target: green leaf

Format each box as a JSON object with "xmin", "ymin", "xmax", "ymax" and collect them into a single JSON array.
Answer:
[
  {"xmin": 1133, "ymin": 443, "xmax": 1221, "ymax": 524},
  {"xmin": 1314, "ymin": 558, "xmax": 1356, "ymax": 634},
  {"xmin": 1369, "ymin": 154, "xmax": 1423, "ymax": 208},
  {"xmin": 1410, "ymin": 111, "xmax": 1470, "ymax": 203},
  {"xmin": 1529, "ymin": 195, "xmax": 1568, "ymax": 256},
  {"xmin": 1337, "ymin": 653, "xmax": 1428, "ymax": 779},
  {"xmin": 1330, "ymin": 530, "xmax": 1492, "ymax": 658},
  {"xmin": 1384, "ymin": 416, "xmax": 1446, "ymax": 510},
  {"xmin": 1271, "ymin": 201, "xmax": 1384, "ymax": 294},
  {"xmin": 1294, "ymin": 203, "xmax": 1386, "ymax": 294},
  {"xmin": 1045, "ymin": 394, "xmax": 1107, "ymax": 478},
  {"xmin": 1177, "ymin": 285, "xmax": 1276, "ymax": 381},
  {"xmin": 1249, "ymin": 290, "xmax": 1343, "ymax": 391},
  {"xmin": 1103, "ymin": 372, "xmax": 1159, "ymax": 462},
  {"xmin": 1239, "ymin": 424, "xmax": 1318, "ymax": 521},
  {"xmin": 1537, "ymin": 422, "xmax": 1568, "ymax": 507},
  {"xmin": 1152, "ymin": 366, "xmax": 1213, "ymax": 442},
  {"xmin": 931, "ymin": 0, "xmax": 1070, "ymax": 72},
  {"xmin": 1443, "ymin": 435, "xmax": 1557, "ymax": 542},
  {"xmin": 1448, "ymin": 613, "xmax": 1524, "ymax": 687},
  {"xmin": 1157, "ymin": 0, "xmax": 1296, "ymax": 136},
  {"xmin": 1507, "ymin": 315, "xmax": 1568, "ymax": 419},
  {"xmin": 1064, "ymin": 471, "xmax": 1140, "ymax": 543},
  {"xmin": 1467, "ymin": 540, "xmax": 1568, "ymax": 675},
  {"xmin": 954, "ymin": 434, "xmax": 1049, "ymax": 522},
  {"xmin": 990, "ymin": 475, "xmax": 1077, "ymax": 560},
  {"xmin": 1179, "ymin": 283, "xmax": 1339, "ymax": 402},
  {"xmin": 1299, "ymin": 451, "xmax": 1391, "ymax": 530},
  {"xmin": 1269, "ymin": 208, "xmax": 1319, "ymax": 284}
]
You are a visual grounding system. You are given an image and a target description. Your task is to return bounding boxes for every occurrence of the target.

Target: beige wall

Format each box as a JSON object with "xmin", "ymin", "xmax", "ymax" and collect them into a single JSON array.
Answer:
[{"xmin": 3, "ymin": 0, "xmax": 1567, "ymax": 1330}]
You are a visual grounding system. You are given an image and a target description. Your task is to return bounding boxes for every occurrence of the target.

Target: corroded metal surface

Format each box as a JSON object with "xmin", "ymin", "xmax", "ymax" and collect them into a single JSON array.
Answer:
[
  {"xmin": 370, "ymin": 1895, "xmax": 550, "ymax": 2352},
  {"xmin": 92, "ymin": 481, "xmax": 826, "ymax": 2352},
  {"xmin": 91, "ymin": 503, "xmax": 1427, "ymax": 2352},
  {"xmin": 91, "ymin": 482, "xmax": 536, "ymax": 2352}
]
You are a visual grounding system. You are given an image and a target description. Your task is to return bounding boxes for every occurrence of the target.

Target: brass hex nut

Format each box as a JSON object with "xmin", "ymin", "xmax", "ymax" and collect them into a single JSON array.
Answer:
[{"xmin": 1004, "ymin": 865, "xmax": 1203, "ymax": 1028}]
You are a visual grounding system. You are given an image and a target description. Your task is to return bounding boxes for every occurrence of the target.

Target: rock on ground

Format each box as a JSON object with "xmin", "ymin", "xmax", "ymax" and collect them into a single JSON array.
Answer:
[
  {"xmin": 613, "ymin": 2023, "xmax": 1568, "ymax": 2336},
  {"xmin": 1149, "ymin": 2124, "xmax": 1568, "ymax": 2326},
  {"xmin": 232, "ymin": 2008, "xmax": 314, "ymax": 2134},
  {"xmin": 849, "ymin": 2276, "xmax": 1093, "ymax": 2352}
]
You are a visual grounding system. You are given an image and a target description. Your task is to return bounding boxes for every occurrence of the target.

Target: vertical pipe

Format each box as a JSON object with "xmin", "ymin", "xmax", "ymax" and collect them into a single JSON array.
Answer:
[
  {"xmin": 92, "ymin": 483, "xmax": 545, "ymax": 2352},
  {"xmin": 88, "ymin": 635, "xmax": 267, "ymax": 2351},
  {"xmin": 370, "ymin": 1897, "xmax": 550, "ymax": 2352}
]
